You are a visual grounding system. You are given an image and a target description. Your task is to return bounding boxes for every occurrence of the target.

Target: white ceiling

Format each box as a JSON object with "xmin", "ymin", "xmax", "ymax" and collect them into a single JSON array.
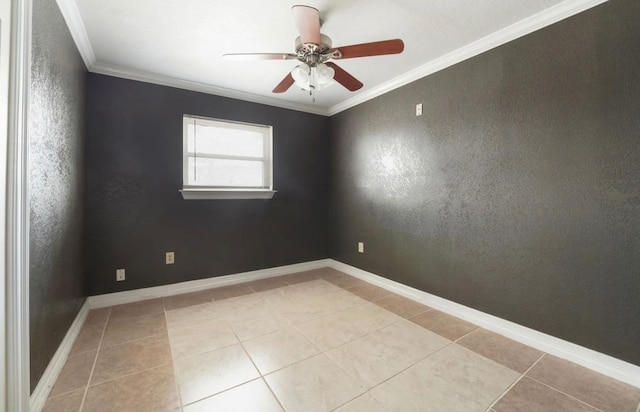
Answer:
[{"xmin": 60, "ymin": 0, "xmax": 607, "ymax": 115}]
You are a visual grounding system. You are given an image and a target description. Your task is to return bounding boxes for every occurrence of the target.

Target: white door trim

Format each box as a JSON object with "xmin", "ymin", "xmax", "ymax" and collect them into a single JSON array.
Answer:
[{"xmin": 6, "ymin": 0, "xmax": 32, "ymax": 410}]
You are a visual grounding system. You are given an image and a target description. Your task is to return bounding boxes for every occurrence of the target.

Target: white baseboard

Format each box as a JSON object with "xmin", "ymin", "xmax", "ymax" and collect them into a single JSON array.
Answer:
[
  {"xmin": 35, "ymin": 257, "xmax": 638, "ymax": 412},
  {"xmin": 87, "ymin": 259, "xmax": 332, "ymax": 309},
  {"xmin": 30, "ymin": 301, "xmax": 90, "ymax": 412},
  {"xmin": 328, "ymin": 259, "xmax": 640, "ymax": 389}
]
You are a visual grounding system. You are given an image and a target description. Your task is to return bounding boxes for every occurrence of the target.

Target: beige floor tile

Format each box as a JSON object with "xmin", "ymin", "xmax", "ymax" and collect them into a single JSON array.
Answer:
[
  {"xmin": 334, "ymin": 393, "xmax": 389, "ymax": 412},
  {"xmin": 265, "ymin": 354, "xmax": 363, "ymax": 412},
  {"xmin": 211, "ymin": 292, "xmax": 272, "ymax": 321},
  {"xmin": 225, "ymin": 305, "xmax": 291, "ymax": 341},
  {"xmin": 70, "ymin": 309, "xmax": 110, "ymax": 354},
  {"xmin": 346, "ymin": 283, "xmax": 392, "ymax": 301},
  {"xmin": 494, "ymin": 377, "xmax": 598, "ymax": 411},
  {"xmin": 91, "ymin": 333, "xmax": 171, "ymax": 385},
  {"xmin": 183, "ymin": 378, "xmax": 283, "ymax": 412},
  {"xmin": 231, "ymin": 315, "xmax": 291, "ymax": 342},
  {"xmin": 369, "ymin": 344, "xmax": 519, "ymax": 411},
  {"xmin": 101, "ymin": 312, "xmax": 166, "ymax": 348},
  {"xmin": 43, "ymin": 389, "xmax": 84, "ymax": 412},
  {"xmin": 209, "ymin": 283, "xmax": 254, "ymax": 301},
  {"xmin": 165, "ymin": 301, "xmax": 219, "ymax": 331},
  {"xmin": 243, "ymin": 328, "xmax": 320, "ymax": 374},
  {"xmin": 457, "ymin": 328, "xmax": 543, "ymax": 373},
  {"xmin": 281, "ymin": 269, "xmax": 324, "ymax": 284},
  {"xmin": 163, "ymin": 290, "xmax": 213, "ymax": 311},
  {"xmin": 280, "ymin": 289, "xmax": 368, "ymax": 323},
  {"xmin": 526, "ymin": 354, "xmax": 640, "ymax": 411},
  {"xmin": 169, "ymin": 319, "xmax": 238, "ymax": 359},
  {"xmin": 83, "ymin": 364, "xmax": 178, "ymax": 412},
  {"xmin": 85, "ymin": 307, "xmax": 111, "ymax": 325},
  {"xmin": 109, "ymin": 298, "xmax": 164, "ymax": 320},
  {"xmin": 409, "ymin": 310, "xmax": 477, "ymax": 341},
  {"xmin": 49, "ymin": 350, "xmax": 96, "ymax": 397},
  {"xmin": 284, "ymin": 279, "xmax": 342, "ymax": 297},
  {"xmin": 70, "ymin": 323, "xmax": 104, "ymax": 355},
  {"xmin": 297, "ymin": 303, "xmax": 402, "ymax": 351},
  {"xmin": 326, "ymin": 320, "xmax": 450, "ymax": 389},
  {"xmin": 321, "ymin": 270, "xmax": 365, "ymax": 289},
  {"xmin": 374, "ymin": 294, "xmax": 431, "ymax": 318},
  {"xmin": 174, "ymin": 343, "xmax": 259, "ymax": 405},
  {"xmin": 246, "ymin": 277, "xmax": 289, "ymax": 292}
]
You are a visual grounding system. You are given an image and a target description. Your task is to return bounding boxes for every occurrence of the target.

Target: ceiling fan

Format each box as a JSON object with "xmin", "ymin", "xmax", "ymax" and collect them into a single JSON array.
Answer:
[{"xmin": 223, "ymin": 5, "xmax": 404, "ymax": 101}]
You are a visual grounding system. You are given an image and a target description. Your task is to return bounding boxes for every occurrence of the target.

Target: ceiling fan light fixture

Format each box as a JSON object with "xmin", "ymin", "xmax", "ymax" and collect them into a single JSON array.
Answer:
[
  {"xmin": 292, "ymin": 63, "xmax": 335, "ymax": 91},
  {"xmin": 291, "ymin": 63, "xmax": 311, "ymax": 89},
  {"xmin": 316, "ymin": 63, "xmax": 335, "ymax": 89}
]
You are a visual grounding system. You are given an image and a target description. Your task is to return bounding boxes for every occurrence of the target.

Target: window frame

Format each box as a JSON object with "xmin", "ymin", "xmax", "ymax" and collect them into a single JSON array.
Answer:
[{"xmin": 180, "ymin": 115, "xmax": 276, "ymax": 200}]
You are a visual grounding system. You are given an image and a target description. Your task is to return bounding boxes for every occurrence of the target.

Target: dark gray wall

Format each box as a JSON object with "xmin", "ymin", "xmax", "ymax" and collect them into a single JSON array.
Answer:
[
  {"xmin": 29, "ymin": 0, "xmax": 87, "ymax": 391},
  {"xmin": 85, "ymin": 74, "xmax": 329, "ymax": 295},
  {"xmin": 329, "ymin": 0, "xmax": 640, "ymax": 366}
]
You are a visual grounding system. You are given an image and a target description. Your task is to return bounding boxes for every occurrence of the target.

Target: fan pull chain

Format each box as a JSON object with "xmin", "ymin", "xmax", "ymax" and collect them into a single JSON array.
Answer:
[{"xmin": 310, "ymin": 65, "xmax": 316, "ymax": 102}]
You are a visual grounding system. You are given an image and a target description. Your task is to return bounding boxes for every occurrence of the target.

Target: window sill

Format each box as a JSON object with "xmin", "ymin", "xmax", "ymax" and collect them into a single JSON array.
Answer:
[{"xmin": 180, "ymin": 188, "xmax": 277, "ymax": 200}]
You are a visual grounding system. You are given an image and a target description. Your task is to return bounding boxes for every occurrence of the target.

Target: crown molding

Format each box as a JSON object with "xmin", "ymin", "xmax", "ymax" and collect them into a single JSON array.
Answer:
[
  {"xmin": 55, "ymin": 0, "xmax": 96, "ymax": 67},
  {"xmin": 90, "ymin": 62, "xmax": 330, "ymax": 116},
  {"xmin": 56, "ymin": 0, "xmax": 607, "ymax": 117},
  {"xmin": 326, "ymin": 0, "xmax": 609, "ymax": 116}
]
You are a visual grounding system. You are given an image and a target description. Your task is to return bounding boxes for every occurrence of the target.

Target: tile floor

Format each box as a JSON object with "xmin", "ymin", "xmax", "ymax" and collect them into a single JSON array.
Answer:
[{"xmin": 43, "ymin": 268, "xmax": 640, "ymax": 412}]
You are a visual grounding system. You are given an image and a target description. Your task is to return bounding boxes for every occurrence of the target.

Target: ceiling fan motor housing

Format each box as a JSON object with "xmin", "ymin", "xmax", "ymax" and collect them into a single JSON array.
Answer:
[{"xmin": 295, "ymin": 34, "xmax": 336, "ymax": 66}]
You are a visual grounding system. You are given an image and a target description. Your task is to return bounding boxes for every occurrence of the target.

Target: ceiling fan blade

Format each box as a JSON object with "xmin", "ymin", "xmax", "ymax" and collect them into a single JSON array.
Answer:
[
  {"xmin": 329, "ymin": 39, "xmax": 405, "ymax": 59},
  {"xmin": 326, "ymin": 62, "xmax": 363, "ymax": 91},
  {"xmin": 292, "ymin": 5, "xmax": 321, "ymax": 45},
  {"xmin": 223, "ymin": 53, "xmax": 298, "ymax": 61},
  {"xmin": 273, "ymin": 72, "xmax": 295, "ymax": 93}
]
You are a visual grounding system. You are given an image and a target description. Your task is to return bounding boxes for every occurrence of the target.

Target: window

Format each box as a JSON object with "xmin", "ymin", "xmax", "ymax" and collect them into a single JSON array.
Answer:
[{"xmin": 180, "ymin": 115, "xmax": 276, "ymax": 199}]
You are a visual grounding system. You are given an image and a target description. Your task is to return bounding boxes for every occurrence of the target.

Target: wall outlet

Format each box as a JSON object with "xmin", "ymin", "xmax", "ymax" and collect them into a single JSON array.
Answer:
[
  {"xmin": 416, "ymin": 103, "xmax": 423, "ymax": 116},
  {"xmin": 116, "ymin": 268, "xmax": 125, "ymax": 281},
  {"xmin": 166, "ymin": 251, "xmax": 175, "ymax": 265},
  {"xmin": 358, "ymin": 242, "xmax": 364, "ymax": 253}
]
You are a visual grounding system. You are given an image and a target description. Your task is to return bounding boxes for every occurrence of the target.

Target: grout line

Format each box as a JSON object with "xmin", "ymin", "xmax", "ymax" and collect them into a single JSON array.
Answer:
[
  {"xmin": 325, "ymin": 320, "xmax": 461, "ymax": 409},
  {"xmin": 340, "ymin": 340, "xmax": 458, "ymax": 410},
  {"xmin": 233, "ymin": 327, "xmax": 288, "ymax": 412},
  {"xmin": 44, "ymin": 387, "xmax": 86, "ymax": 400},
  {"xmin": 78, "ymin": 307, "xmax": 112, "ymax": 411},
  {"xmin": 322, "ymin": 315, "xmax": 411, "ymax": 353},
  {"xmin": 83, "ymin": 362, "xmax": 175, "ymax": 391},
  {"xmin": 180, "ymin": 377, "xmax": 266, "ymax": 409},
  {"xmin": 526, "ymin": 375, "xmax": 606, "ymax": 412},
  {"xmin": 99, "ymin": 330, "xmax": 168, "ymax": 351},
  {"xmin": 484, "ymin": 353, "xmax": 546, "ymax": 411},
  {"xmin": 75, "ymin": 304, "xmax": 177, "ymax": 406},
  {"xmin": 453, "ymin": 327, "xmax": 480, "ymax": 343},
  {"xmin": 164, "ymin": 302, "xmax": 184, "ymax": 409},
  {"xmin": 330, "ymin": 390, "xmax": 372, "ymax": 411}
]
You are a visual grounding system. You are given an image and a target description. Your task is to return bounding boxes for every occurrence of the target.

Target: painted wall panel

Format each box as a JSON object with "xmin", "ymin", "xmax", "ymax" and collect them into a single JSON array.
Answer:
[
  {"xmin": 329, "ymin": 0, "xmax": 640, "ymax": 365},
  {"xmin": 84, "ymin": 74, "xmax": 329, "ymax": 295},
  {"xmin": 29, "ymin": 0, "xmax": 87, "ymax": 391}
]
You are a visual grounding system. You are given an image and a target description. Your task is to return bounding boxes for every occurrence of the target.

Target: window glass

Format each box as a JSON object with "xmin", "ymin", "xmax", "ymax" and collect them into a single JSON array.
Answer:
[
  {"xmin": 186, "ymin": 157, "xmax": 263, "ymax": 187},
  {"xmin": 183, "ymin": 115, "xmax": 272, "ymax": 190}
]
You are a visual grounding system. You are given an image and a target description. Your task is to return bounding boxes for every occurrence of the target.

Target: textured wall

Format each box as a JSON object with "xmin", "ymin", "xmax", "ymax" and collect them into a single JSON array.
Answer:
[
  {"xmin": 329, "ymin": 0, "xmax": 640, "ymax": 365},
  {"xmin": 29, "ymin": 0, "xmax": 87, "ymax": 391},
  {"xmin": 85, "ymin": 74, "xmax": 329, "ymax": 295}
]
